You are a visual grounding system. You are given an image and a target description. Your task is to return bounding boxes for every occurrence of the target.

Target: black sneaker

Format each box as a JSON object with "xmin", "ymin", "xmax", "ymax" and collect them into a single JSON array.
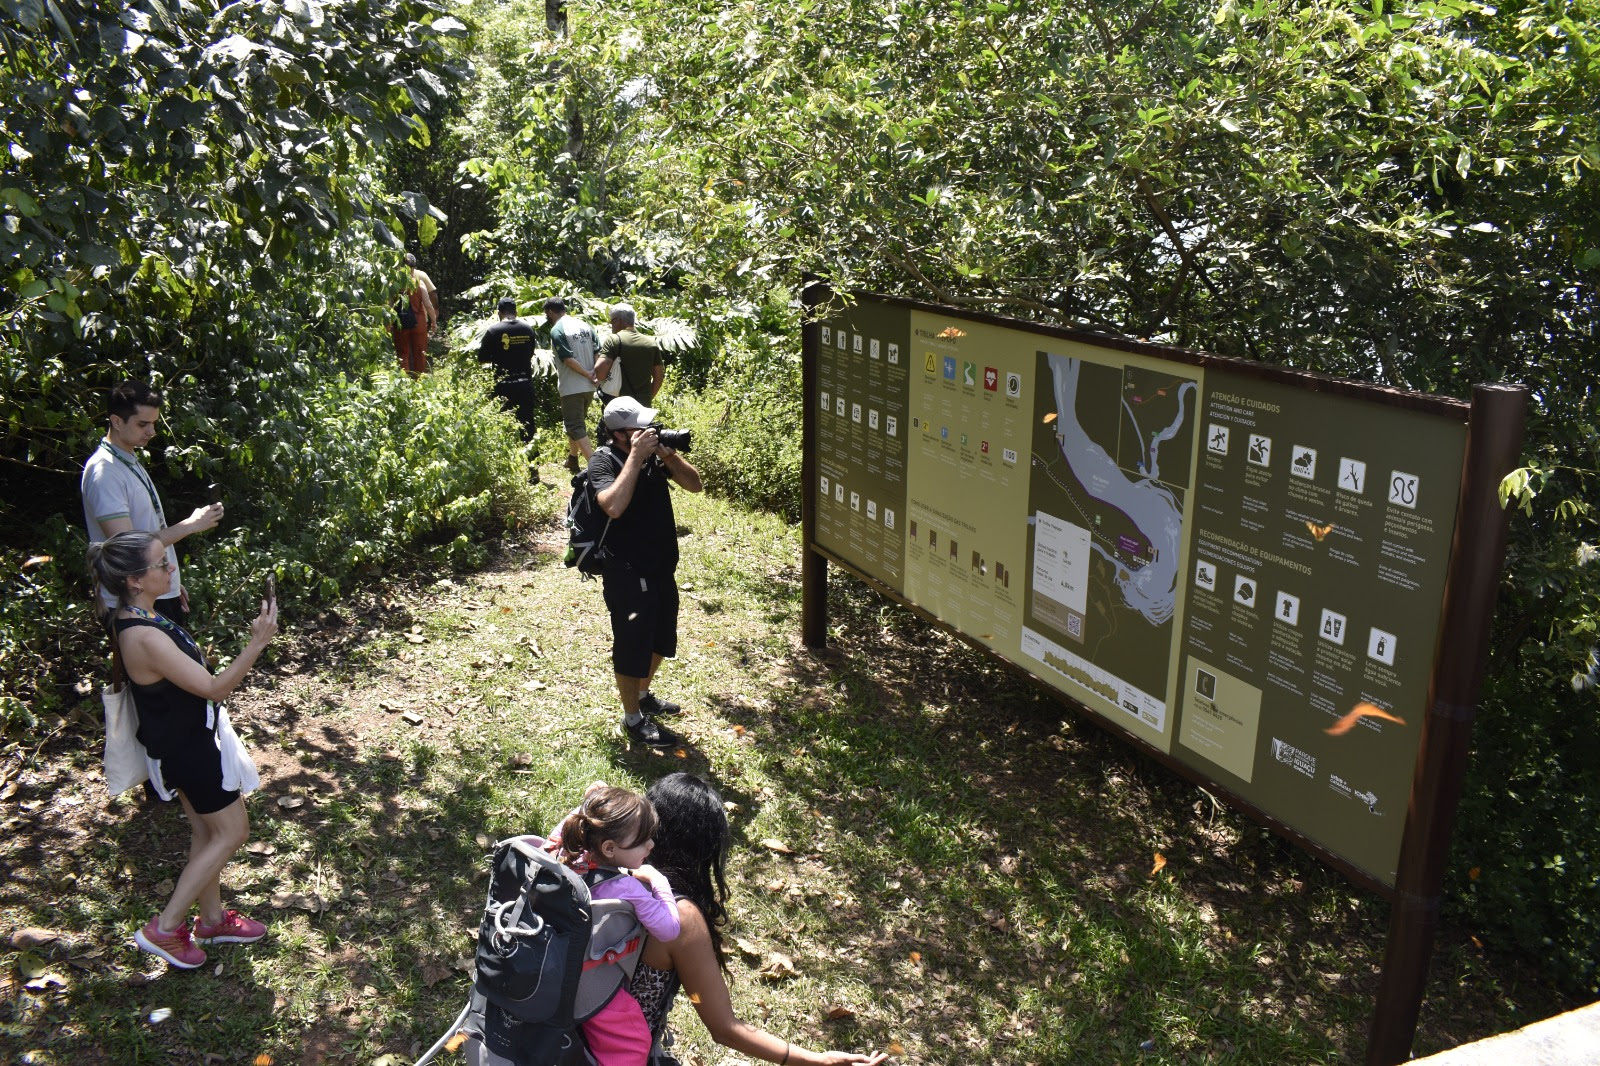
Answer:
[
  {"xmin": 638, "ymin": 691, "xmax": 681, "ymax": 717},
  {"xmin": 625, "ymin": 715, "xmax": 678, "ymax": 749}
]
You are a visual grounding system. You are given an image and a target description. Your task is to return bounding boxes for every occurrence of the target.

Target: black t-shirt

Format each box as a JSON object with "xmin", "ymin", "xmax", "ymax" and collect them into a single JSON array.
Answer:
[
  {"xmin": 479, "ymin": 319, "xmax": 538, "ymax": 380},
  {"xmin": 587, "ymin": 444, "xmax": 678, "ymax": 575}
]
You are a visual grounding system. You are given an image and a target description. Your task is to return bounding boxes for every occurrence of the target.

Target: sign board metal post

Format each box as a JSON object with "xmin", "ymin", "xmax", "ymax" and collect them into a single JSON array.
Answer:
[
  {"xmin": 800, "ymin": 278, "xmax": 829, "ymax": 649},
  {"xmin": 1366, "ymin": 383, "xmax": 1527, "ymax": 1065}
]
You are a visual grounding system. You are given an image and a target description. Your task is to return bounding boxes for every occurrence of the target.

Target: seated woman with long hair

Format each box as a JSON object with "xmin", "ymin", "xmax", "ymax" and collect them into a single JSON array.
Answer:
[
  {"xmin": 634, "ymin": 773, "xmax": 886, "ymax": 1066},
  {"xmin": 88, "ymin": 530, "xmax": 277, "ymax": 970}
]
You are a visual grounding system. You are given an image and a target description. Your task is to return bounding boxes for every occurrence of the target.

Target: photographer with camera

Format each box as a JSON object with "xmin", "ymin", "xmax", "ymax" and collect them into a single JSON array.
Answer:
[{"xmin": 588, "ymin": 397, "xmax": 701, "ymax": 748}]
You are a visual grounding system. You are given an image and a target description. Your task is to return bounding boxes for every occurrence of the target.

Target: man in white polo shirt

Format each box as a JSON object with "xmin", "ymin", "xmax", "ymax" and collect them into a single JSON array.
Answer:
[{"xmin": 81, "ymin": 381, "xmax": 223, "ymax": 627}]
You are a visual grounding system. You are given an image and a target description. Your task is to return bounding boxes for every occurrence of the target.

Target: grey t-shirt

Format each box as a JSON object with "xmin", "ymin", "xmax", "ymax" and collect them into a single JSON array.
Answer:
[
  {"xmin": 550, "ymin": 316, "xmax": 598, "ymax": 397},
  {"xmin": 81, "ymin": 440, "xmax": 180, "ymax": 607}
]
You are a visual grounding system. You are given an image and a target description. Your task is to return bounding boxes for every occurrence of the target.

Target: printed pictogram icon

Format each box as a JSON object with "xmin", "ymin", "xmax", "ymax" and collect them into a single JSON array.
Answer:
[
  {"xmin": 1275, "ymin": 590, "xmax": 1300, "ymax": 626},
  {"xmin": 1234, "ymin": 575, "xmax": 1257, "ymax": 607},
  {"xmin": 1291, "ymin": 444, "xmax": 1317, "ymax": 480},
  {"xmin": 1005, "ymin": 372, "xmax": 1022, "ymax": 398},
  {"xmin": 1195, "ymin": 560, "xmax": 1217, "ymax": 591},
  {"xmin": 1320, "ymin": 608, "xmax": 1347, "ymax": 645},
  {"xmin": 1367, "ymin": 626, "xmax": 1397, "ymax": 666},
  {"xmin": 984, "ymin": 366, "xmax": 998, "ymax": 391},
  {"xmin": 1207, "ymin": 424, "xmax": 1230, "ymax": 456},
  {"xmin": 1388, "ymin": 471, "xmax": 1419, "ymax": 509},
  {"xmin": 1339, "ymin": 457, "xmax": 1367, "ymax": 494},
  {"xmin": 1248, "ymin": 434, "xmax": 1271, "ymax": 467}
]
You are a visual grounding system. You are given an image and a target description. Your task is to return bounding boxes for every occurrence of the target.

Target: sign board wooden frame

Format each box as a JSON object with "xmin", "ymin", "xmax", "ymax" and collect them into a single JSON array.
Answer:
[{"xmin": 798, "ymin": 286, "xmax": 1526, "ymax": 1064}]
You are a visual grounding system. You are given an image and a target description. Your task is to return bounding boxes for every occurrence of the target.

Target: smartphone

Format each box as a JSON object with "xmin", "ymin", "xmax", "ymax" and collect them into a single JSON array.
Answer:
[
  {"xmin": 206, "ymin": 482, "xmax": 223, "ymax": 505},
  {"xmin": 265, "ymin": 573, "xmax": 276, "ymax": 608}
]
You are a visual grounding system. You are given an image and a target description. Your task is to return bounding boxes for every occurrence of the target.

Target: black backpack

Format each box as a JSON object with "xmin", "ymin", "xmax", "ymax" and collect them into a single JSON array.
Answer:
[
  {"xmin": 396, "ymin": 297, "xmax": 419, "ymax": 330},
  {"xmin": 563, "ymin": 469, "xmax": 612, "ymax": 577},
  {"xmin": 415, "ymin": 836, "xmax": 646, "ymax": 1066}
]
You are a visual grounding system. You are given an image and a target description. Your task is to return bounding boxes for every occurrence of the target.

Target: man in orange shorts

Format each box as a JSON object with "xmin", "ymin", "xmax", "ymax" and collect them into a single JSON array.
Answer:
[{"xmin": 391, "ymin": 253, "xmax": 438, "ymax": 375}]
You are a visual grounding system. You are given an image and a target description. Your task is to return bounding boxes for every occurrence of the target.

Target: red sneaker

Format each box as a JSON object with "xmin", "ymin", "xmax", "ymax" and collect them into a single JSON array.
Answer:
[
  {"xmin": 135, "ymin": 916, "xmax": 207, "ymax": 969},
  {"xmin": 193, "ymin": 909, "xmax": 267, "ymax": 945}
]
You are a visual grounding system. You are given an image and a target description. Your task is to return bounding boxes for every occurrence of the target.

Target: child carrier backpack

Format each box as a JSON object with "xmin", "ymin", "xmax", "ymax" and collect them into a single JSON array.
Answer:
[
  {"xmin": 563, "ymin": 469, "xmax": 612, "ymax": 577},
  {"xmin": 415, "ymin": 835, "xmax": 646, "ymax": 1066}
]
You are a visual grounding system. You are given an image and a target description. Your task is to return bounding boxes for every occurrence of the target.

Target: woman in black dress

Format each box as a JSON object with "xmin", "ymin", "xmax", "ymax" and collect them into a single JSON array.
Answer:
[{"xmin": 89, "ymin": 530, "xmax": 277, "ymax": 970}]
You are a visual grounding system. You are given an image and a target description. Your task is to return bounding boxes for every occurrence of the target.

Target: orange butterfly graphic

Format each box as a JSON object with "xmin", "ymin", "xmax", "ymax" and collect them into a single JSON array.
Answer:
[
  {"xmin": 1042, "ymin": 412, "xmax": 1058, "ymax": 424},
  {"xmin": 1305, "ymin": 520, "xmax": 1335, "ymax": 542},
  {"xmin": 1325, "ymin": 701, "xmax": 1407, "ymax": 736},
  {"xmin": 936, "ymin": 326, "xmax": 966, "ymax": 339}
]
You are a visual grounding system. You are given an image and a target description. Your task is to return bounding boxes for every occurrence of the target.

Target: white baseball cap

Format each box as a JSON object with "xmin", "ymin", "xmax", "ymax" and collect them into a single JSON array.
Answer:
[{"xmin": 602, "ymin": 396, "xmax": 659, "ymax": 431}]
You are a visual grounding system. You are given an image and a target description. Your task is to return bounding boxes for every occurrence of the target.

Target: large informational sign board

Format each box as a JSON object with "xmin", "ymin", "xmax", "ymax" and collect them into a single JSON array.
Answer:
[{"xmin": 810, "ymin": 295, "xmax": 1472, "ymax": 887}]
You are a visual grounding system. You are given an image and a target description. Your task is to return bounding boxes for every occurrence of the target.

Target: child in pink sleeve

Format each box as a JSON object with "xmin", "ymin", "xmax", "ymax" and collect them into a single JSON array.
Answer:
[{"xmin": 552, "ymin": 784, "xmax": 680, "ymax": 1066}]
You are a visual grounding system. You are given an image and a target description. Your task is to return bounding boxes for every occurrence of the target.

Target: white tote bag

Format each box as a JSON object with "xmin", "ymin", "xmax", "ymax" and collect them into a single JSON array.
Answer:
[{"xmin": 102, "ymin": 681, "xmax": 150, "ymax": 796}]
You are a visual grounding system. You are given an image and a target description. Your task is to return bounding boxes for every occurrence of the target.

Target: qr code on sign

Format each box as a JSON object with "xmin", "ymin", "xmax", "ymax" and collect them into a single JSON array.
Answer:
[{"xmin": 1067, "ymin": 614, "xmax": 1083, "ymax": 638}]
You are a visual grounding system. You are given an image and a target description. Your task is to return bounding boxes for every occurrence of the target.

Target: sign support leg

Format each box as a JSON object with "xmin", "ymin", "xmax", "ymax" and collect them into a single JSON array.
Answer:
[
  {"xmin": 1365, "ymin": 383, "xmax": 1527, "ymax": 1065},
  {"xmin": 800, "ymin": 277, "xmax": 831, "ymax": 649}
]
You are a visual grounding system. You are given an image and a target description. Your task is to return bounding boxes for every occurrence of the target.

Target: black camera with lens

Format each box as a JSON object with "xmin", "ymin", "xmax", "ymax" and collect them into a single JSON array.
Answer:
[{"xmin": 653, "ymin": 428, "xmax": 692, "ymax": 453}]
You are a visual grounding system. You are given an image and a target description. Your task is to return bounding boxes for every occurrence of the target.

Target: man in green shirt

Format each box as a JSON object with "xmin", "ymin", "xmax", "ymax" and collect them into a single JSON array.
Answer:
[{"xmin": 592, "ymin": 303, "xmax": 664, "ymax": 407}]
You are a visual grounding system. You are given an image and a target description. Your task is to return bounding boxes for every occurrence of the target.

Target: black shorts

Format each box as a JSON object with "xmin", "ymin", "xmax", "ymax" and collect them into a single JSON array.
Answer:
[
  {"xmin": 150, "ymin": 736, "xmax": 238, "ymax": 815},
  {"xmin": 602, "ymin": 565, "xmax": 679, "ymax": 679}
]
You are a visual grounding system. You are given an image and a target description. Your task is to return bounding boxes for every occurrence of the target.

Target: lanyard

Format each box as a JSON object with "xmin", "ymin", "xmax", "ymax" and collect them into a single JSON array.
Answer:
[
  {"xmin": 122, "ymin": 605, "xmax": 199, "ymax": 657},
  {"xmin": 99, "ymin": 440, "xmax": 166, "ymax": 525}
]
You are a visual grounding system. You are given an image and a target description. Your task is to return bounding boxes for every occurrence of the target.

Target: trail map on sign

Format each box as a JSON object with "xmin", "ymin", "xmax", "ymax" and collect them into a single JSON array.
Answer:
[{"xmin": 1022, "ymin": 352, "xmax": 1198, "ymax": 736}]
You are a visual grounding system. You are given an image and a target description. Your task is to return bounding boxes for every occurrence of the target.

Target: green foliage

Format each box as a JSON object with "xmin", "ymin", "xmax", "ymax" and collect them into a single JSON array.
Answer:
[
  {"xmin": 0, "ymin": 1, "xmax": 545, "ymax": 731},
  {"xmin": 672, "ymin": 330, "xmax": 805, "ymax": 521}
]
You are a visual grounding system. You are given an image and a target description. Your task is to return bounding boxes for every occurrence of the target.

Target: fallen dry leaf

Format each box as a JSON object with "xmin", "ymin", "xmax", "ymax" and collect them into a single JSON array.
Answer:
[
  {"xmin": 733, "ymin": 937, "xmax": 763, "ymax": 958},
  {"xmin": 276, "ymin": 795, "xmax": 305, "ymax": 811},
  {"xmin": 826, "ymin": 1004, "xmax": 856, "ymax": 1020},
  {"xmin": 759, "ymin": 838, "xmax": 794, "ymax": 855},
  {"xmin": 759, "ymin": 952, "xmax": 799, "ymax": 981},
  {"xmin": 909, "ymin": 951, "xmax": 922, "ymax": 966},
  {"xmin": 9, "ymin": 928, "xmax": 60, "ymax": 950},
  {"xmin": 254, "ymin": 1055, "xmax": 274, "ymax": 1066}
]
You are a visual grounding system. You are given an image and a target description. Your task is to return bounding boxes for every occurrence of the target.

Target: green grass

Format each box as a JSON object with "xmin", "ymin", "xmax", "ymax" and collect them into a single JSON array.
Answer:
[{"xmin": 0, "ymin": 467, "xmax": 1576, "ymax": 1064}]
